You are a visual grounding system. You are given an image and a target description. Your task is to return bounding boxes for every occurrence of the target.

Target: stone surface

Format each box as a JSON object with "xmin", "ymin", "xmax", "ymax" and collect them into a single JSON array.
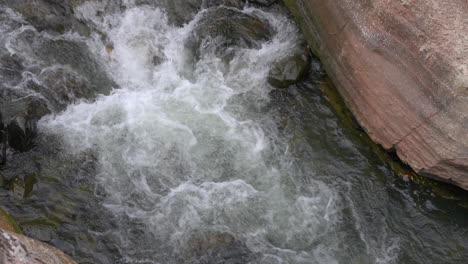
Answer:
[
  {"xmin": 0, "ymin": 96, "xmax": 51, "ymax": 152},
  {"xmin": 248, "ymin": 0, "xmax": 278, "ymax": 7},
  {"xmin": 0, "ymin": 0, "xmax": 91, "ymax": 35},
  {"xmin": 0, "ymin": 208, "xmax": 22, "ymax": 234},
  {"xmin": 268, "ymin": 46, "xmax": 310, "ymax": 88},
  {"xmin": 284, "ymin": 0, "xmax": 468, "ymax": 189},
  {"xmin": 162, "ymin": 0, "xmax": 246, "ymax": 26},
  {"xmin": 185, "ymin": 232, "xmax": 258, "ymax": 264},
  {"xmin": 0, "ymin": 228, "xmax": 77, "ymax": 264},
  {"xmin": 186, "ymin": 7, "xmax": 274, "ymax": 62}
]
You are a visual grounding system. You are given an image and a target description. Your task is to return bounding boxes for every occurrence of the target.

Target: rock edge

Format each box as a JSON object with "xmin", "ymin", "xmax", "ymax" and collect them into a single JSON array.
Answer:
[{"xmin": 284, "ymin": 0, "xmax": 468, "ymax": 189}]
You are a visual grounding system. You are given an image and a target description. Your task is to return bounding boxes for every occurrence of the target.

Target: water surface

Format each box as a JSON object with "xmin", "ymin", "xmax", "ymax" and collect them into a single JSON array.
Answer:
[{"xmin": 0, "ymin": 1, "xmax": 467, "ymax": 264}]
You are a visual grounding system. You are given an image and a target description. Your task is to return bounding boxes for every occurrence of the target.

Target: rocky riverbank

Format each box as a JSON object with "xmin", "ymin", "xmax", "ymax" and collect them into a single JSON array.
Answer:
[
  {"xmin": 284, "ymin": 0, "xmax": 468, "ymax": 190},
  {"xmin": 0, "ymin": 208, "xmax": 77, "ymax": 264}
]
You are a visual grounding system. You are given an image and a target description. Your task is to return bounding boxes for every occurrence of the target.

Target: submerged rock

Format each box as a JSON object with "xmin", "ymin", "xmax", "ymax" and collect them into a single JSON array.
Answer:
[
  {"xmin": 185, "ymin": 232, "xmax": 258, "ymax": 264},
  {"xmin": 248, "ymin": 0, "xmax": 278, "ymax": 7},
  {"xmin": 0, "ymin": 228, "xmax": 77, "ymax": 264},
  {"xmin": 163, "ymin": 0, "xmax": 246, "ymax": 26},
  {"xmin": 267, "ymin": 46, "xmax": 310, "ymax": 88},
  {"xmin": 284, "ymin": 0, "xmax": 468, "ymax": 189},
  {"xmin": 186, "ymin": 7, "xmax": 273, "ymax": 62}
]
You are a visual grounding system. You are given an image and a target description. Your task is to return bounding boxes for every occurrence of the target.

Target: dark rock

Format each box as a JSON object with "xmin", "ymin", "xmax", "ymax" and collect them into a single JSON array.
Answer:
[
  {"xmin": 267, "ymin": 46, "xmax": 310, "ymax": 88},
  {"xmin": 284, "ymin": 0, "xmax": 468, "ymax": 189},
  {"xmin": 248, "ymin": 0, "xmax": 277, "ymax": 7},
  {"xmin": 163, "ymin": 0, "xmax": 246, "ymax": 26},
  {"xmin": 32, "ymin": 68, "xmax": 99, "ymax": 111},
  {"xmin": 0, "ymin": 54, "xmax": 24, "ymax": 85},
  {"xmin": 0, "ymin": 18, "xmax": 115, "ymax": 156},
  {"xmin": 0, "ymin": 0, "xmax": 90, "ymax": 36},
  {"xmin": 3, "ymin": 172, "xmax": 38, "ymax": 199},
  {"xmin": 34, "ymin": 39, "xmax": 115, "ymax": 96},
  {"xmin": 186, "ymin": 7, "xmax": 273, "ymax": 62},
  {"xmin": 185, "ymin": 232, "xmax": 258, "ymax": 264},
  {"xmin": 0, "ymin": 96, "xmax": 51, "ymax": 152},
  {"xmin": 151, "ymin": 55, "xmax": 165, "ymax": 66}
]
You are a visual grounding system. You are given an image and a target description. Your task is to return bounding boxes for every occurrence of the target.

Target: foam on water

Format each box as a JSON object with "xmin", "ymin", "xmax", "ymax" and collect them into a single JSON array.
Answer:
[{"xmin": 33, "ymin": 2, "xmax": 399, "ymax": 263}]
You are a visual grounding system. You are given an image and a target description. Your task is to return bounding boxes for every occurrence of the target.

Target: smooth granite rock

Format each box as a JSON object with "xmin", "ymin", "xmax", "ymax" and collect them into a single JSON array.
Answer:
[
  {"xmin": 284, "ymin": 0, "xmax": 468, "ymax": 189},
  {"xmin": 0, "ymin": 228, "xmax": 77, "ymax": 264}
]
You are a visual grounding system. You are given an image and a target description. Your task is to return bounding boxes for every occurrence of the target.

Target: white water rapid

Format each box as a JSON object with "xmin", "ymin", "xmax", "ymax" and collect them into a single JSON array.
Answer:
[{"xmin": 8, "ymin": 1, "xmax": 404, "ymax": 263}]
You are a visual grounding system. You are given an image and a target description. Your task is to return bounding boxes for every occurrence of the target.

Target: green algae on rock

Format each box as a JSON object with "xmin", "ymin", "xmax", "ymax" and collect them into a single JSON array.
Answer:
[{"xmin": 0, "ymin": 208, "xmax": 22, "ymax": 234}]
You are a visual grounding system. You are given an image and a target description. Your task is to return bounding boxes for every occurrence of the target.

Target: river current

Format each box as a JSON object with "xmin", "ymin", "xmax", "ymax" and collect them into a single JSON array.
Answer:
[{"xmin": 0, "ymin": 1, "xmax": 467, "ymax": 264}]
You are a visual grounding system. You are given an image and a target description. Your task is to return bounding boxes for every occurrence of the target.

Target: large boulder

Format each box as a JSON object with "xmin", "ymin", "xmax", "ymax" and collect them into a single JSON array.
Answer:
[
  {"xmin": 284, "ymin": 0, "xmax": 468, "ymax": 189},
  {"xmin": 0, "ymin": 228, "xmax": 77, "ymax": 264}
]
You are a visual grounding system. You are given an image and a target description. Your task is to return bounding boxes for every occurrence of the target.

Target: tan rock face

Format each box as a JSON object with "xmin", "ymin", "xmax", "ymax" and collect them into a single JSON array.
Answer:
[
  {"xmin": 0, "ymin": 229, "xmax": 77, "ymax": 264},
  {"xmin": 284, "ymin": 0, "xmax": 468, "ymax": 189}
]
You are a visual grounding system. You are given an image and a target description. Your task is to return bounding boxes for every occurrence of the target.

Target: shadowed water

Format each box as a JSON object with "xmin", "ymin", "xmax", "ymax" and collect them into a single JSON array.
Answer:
[{"xmin": 0, "ymin": 1, "xmax": 467, "ymax": 264}]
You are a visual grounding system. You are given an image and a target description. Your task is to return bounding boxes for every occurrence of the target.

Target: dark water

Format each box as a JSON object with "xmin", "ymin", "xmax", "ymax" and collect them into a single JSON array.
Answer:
[{"xmin": 0, "ymin": 1, "xmax": 467, "ymax": 264}]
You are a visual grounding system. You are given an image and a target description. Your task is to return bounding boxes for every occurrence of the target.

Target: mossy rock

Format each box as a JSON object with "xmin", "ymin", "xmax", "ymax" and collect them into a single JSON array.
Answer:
[{"xmin": 0, "ymin": 207, "xmax": 22, "ymax": 234}]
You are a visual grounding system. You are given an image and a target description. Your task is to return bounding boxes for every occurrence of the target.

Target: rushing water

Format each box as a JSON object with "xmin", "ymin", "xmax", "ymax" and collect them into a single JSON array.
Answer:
[{"xmin": 0, "ymin": 1, "xmax": 467, "ymax": 264}]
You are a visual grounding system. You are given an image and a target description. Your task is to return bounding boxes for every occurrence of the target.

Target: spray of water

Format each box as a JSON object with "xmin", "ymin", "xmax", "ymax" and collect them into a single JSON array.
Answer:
[{"xmin": 29, "ymin": 2, "xmax": 400, "ymax": 263}]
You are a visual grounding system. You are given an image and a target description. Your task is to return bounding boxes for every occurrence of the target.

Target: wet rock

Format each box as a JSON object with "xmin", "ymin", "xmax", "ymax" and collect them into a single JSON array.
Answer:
[
  {"xmin": 32, "ymin": 68, "xmax": 99, "ymax": 111},
  {"xmin": 185, "ymin": 232, "xmax": 258, "ymax": 264},
  {"xmin": 151, "ymin": 55, "xmax": 165, "ymax": 66},
  {"xmin": 0, "ymin": 208, "xmax": 22, "ymax": 234},
  {"xmin": 0, "ymin": 228, "xmax": 77, "ymax": 264},
  {"xmin": 0, "ymin": 134, "xmax": 113, "ymax": 263},
  {"xmin": 0, "ymin": 96, "xmax": 51, "ymax": 152},
  {"xmin": 4, "ymin": 172, "xmax": 38, "ymax": 199},
  {"xmin": 248, "ymin": 0, "xmax": 278, "ymax": 7},
  {"xmin": 0, "ymin": 54, "xmax": 24, "ymax": 86},
  {"xmin": 284, "ymin": 0, "xmax": 468, "ymax": 189},
  {"xmin": 267, "ymin": 46, "xmax": 310, "ymax": 88},
  {"xmin": 0, "ymin": 0, "xmax": 90, "ymax": 36},
  {"xmin": 186, "ymin": 7, "xmax": 273, "ymax": 62},
  {"xmin": 163, "ymin": 0, "xmax": 246, "ymax": 26},
  {"xmin": 35, "ymin": 39, "xmax": 115, "ymax": 96}
]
